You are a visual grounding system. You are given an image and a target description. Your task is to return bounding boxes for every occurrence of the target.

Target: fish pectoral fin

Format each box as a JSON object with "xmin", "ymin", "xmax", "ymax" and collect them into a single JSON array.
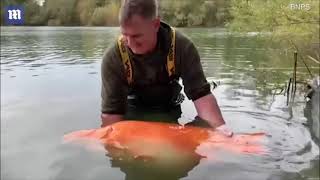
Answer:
[
  {"xmin": 106, "ymin": 140, "xmax": 126, "ymax": 150},
  {"xmin": 63, "ymin": 129, "xmax": 96, "ymax": 143},
  {"xmin": 100, "ymin": 126, "xmax": 114, "ymax": 139},
  {"xmin": 236, "ymin": 144, "xmax": 268, "ymax": 155}
]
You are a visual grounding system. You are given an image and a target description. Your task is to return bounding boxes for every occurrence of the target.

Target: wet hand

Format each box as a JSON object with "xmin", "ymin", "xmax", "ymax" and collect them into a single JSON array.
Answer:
[
  {"xmin": 100, "ymin": 114, "xmax": 123, "ymax": 127},
  {"xmin": 216, "ymin": 124, "xmax": 233, "ymax": 137}
]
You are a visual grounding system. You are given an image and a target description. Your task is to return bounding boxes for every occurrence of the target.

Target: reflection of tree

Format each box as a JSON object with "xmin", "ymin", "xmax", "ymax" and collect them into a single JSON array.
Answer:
[
  {"xmin": 1, "ymin": 27, "xmax": 120, "ymax": 68},
  {"xmin": 207, "ymin": 32, "xmax": 318, "ymax": 109},
  {"xmin": 44, "ymin": 28, "xmax": 118, "ymax": 64},
  {"xmin": 1, "ymin": 34, "xmax": 43, "ymax": 66}
]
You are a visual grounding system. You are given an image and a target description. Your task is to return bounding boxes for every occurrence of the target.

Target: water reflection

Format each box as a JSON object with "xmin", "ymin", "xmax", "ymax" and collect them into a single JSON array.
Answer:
[
  {"xmin": 0, "ymin": 27, "xmax": 119, "ymax": 71},
  {"xmin": 109, "ymin": 155, "xmax": 198, "ymax": 180},
  {"xmin": 106, "ymin": 140, "xmax": 201, "ymax": 180}
]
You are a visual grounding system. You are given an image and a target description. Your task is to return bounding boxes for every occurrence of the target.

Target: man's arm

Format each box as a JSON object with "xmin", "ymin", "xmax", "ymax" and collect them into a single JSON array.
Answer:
[
  {"xmin": 194, "ymin": 93, "xmax": 233, "ymax": 136},
  {"xmin": 193, "ymin": 93, "xmax": 225, "ymax": 128},
  {"xmin": 100, "ymin": 44, "xmax": 128, "ymax": 127},
  {"xmin": 101, "ymin": 113, "xmax": 123, "ymax": 127},
  {"xmin": 176, "ymin": 32, "xmax": 233, "ymax": 136}
]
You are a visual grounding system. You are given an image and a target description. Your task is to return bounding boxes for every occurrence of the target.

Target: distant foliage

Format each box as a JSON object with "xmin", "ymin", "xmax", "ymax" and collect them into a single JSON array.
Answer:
[
  {"xmin": 159, "ymin": 0, "xmax": 231, "ymax": 27},
  {"xmin": 1, "ymin": 0, "xmax": 231, "ymax": 27},
  {"xmin": 227, "ymin": 0, "xmax": 319, "ymax": 58},
  {"xmin": 75, "ymin": 0, "xmax": 96, "ymax": 25}
]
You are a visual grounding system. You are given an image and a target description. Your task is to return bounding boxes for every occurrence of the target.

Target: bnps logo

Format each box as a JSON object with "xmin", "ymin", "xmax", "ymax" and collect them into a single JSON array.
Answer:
[{"xmin": 5, "ymin": 6, "xmax": 24, "ymax": 25}]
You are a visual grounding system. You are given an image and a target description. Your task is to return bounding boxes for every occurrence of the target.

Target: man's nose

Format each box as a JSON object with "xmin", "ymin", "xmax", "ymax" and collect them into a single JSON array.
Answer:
[{"xmin": 125, "ymin": 36, "xmax": 134, "ymax": 47}]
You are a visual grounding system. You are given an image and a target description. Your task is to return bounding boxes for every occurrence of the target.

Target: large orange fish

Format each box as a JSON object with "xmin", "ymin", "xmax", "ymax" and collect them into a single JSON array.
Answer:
[{"xmin": 63, "ymin": 120, "xmax": 267, "ymax": 168}]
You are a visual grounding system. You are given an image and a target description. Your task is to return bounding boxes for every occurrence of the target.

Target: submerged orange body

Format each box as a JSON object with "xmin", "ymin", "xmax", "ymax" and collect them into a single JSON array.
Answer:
[{"xmin": 63, "ymin": 120, "xmax": 266, "ymax": 165}]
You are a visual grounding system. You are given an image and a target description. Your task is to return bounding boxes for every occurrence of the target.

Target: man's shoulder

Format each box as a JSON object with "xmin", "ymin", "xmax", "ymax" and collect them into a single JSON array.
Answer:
[
  {"xmin": 101, "ymin": 40, "xmax": 123, "ymax": 70},
  {"xmin": 160, "ymin": 21, "xmax": 193, "ymax": 49},
  {"xmin": 102, "ymin": 40, "xmax": 121, "ymax": 63},
  {"xmin": 174, "ymin": 28, "xmax": 201, "ymax": 73},
  {"xmin": 175, "ymin": 29, "xmax": 194, "ymax": 49}
]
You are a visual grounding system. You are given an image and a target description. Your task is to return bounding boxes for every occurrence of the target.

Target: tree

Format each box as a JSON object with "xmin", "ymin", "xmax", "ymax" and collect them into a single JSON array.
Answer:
[{"xmin": 227, "ymin": 0, "xmax": 319, "ymax": 61}]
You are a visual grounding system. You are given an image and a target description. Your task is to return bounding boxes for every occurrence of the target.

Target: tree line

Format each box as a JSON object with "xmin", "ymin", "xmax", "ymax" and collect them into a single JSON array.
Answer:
[{"xmin": 0, "ymin": 0, "xmax": 231, "ymax": 26}]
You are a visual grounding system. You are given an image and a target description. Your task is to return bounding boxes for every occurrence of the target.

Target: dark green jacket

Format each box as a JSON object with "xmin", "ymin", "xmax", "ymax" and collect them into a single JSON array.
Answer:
[{"xmin": 101, "ymin": 22, "xmax": 210, "ymax": 114}]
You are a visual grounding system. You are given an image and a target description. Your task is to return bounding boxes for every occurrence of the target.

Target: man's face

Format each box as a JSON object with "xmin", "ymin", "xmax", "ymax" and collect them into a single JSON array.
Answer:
[{"xmin": 120, "ymin": 15, "xmax": 160, "ymax": 55}]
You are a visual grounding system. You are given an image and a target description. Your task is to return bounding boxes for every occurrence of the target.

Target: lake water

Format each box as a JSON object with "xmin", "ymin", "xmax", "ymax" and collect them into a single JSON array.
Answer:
[{"xmin": 1, "ymin": 26, "xmax": 319, "ymax": 180}]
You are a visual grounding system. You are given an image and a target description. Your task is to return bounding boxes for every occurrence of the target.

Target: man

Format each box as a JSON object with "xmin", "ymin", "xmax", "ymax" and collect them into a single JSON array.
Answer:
[{"xmin": 100, "ymin": 0, "xmax": 233, "ymax": 136}]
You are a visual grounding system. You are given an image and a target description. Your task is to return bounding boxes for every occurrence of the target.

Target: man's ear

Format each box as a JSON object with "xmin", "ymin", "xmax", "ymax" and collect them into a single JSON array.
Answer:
[{"xmin": 153, "ymin": 17, "xmax": 161, "ymax": 32}]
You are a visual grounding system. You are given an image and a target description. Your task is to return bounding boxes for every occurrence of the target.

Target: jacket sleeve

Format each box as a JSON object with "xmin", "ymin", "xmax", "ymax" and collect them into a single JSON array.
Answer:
[
  {"xmin": 179, "ymin": 37, "xmax": 211, "ymax": 101},
  {"xmin": 101, "ymin": 44, "xmax": 128, "ymax": 114}
]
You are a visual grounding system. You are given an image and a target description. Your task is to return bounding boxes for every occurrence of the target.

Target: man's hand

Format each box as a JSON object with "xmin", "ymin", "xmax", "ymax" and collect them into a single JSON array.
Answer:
[
  {"xmin": 216, "ymin": 124, "xmax": 233, "ymax": 137},
  {"xmin": 101, "ymin": 113, "xmax": 123, "ymax": 127},
  {"xmin": 193, "ymin": 94, "xmax": 233, "ymax": 137}
]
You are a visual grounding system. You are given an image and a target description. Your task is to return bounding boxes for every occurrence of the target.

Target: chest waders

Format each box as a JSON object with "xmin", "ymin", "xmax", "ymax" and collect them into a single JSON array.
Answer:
[{"xmin": 117, "ymin": 27, "xmax": 184, "ymax": 122}]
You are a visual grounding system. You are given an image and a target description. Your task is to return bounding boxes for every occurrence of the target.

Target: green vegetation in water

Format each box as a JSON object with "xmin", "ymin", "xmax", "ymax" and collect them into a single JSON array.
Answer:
[{"xmin": 227, "ymin": 0, "xmax": 319, "ymax": 70}]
